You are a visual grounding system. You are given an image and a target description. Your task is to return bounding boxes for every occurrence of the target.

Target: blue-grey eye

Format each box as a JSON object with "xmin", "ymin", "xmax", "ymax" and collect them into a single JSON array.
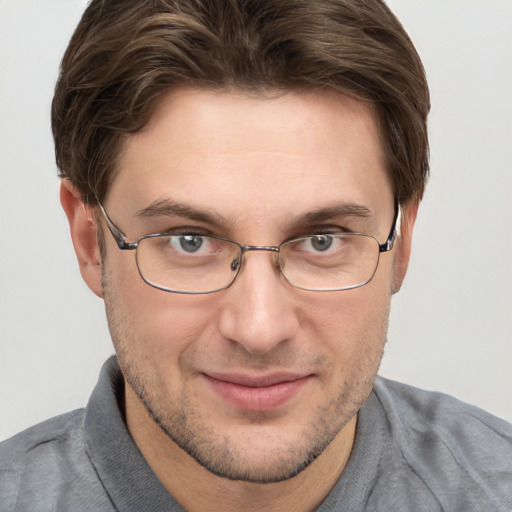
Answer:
[
  {"xmin": 310, "ymin": 235, "xmax": 333, "ymax": 251},
  {"xmin": 179, "ymin": 235, "xmax": 204, "ymax": 253}
]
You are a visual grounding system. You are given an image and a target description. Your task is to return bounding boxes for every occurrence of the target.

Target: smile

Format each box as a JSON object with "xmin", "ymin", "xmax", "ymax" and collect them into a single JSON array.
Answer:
[{"xmin": 202, "ymin": 372, "xmax": 313, "ymax": 412}]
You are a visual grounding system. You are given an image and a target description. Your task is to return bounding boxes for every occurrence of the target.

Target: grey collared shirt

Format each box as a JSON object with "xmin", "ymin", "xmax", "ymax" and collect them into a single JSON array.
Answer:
[{"xmin": 1, "ymin": 356, "xmax": 511, "ymax": 511}]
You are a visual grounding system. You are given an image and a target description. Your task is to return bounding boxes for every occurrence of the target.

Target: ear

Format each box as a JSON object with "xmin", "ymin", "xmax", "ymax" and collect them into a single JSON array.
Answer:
[
  {"xmin": 392, "ymin": 201, "xmax": 419, "ymax": 294},
  {"xmin": 60, "ymin": 180, "xmax": 104, "ymax": 298}
]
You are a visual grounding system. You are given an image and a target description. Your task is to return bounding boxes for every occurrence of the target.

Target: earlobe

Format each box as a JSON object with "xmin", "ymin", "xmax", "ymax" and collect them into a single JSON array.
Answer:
[
  {"xmin": 60, "ymin": 180, "xmax": 104, "ymax": 298},
  {"xmin": 392, "ymin": 201, "xmax": 419, "ymax": 294}
]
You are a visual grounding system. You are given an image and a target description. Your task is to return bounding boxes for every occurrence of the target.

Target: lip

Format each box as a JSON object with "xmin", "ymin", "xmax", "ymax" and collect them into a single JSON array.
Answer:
[{"xmin": 203, "ymin": 372, "xmax": 312, "ymax": 412}]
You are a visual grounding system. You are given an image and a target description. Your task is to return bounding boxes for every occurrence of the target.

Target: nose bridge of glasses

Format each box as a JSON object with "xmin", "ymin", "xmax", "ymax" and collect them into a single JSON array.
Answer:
[
  {"xmin": 232, "ymin": 244, "xmax": 281, "ymax": 273},
  {"xmin": 241, "ymin": 244, "xmax": 280, "ymax": 254}
]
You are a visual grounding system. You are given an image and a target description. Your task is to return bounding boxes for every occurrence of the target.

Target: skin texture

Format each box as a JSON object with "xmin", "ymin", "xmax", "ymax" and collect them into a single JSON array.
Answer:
[{"xmin": 61, "ymin": 87, "xmax": 417, "ymax": 511}]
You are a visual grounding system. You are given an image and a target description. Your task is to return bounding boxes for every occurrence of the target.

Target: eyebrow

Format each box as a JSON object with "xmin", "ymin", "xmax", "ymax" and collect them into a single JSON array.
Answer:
[
  {"xmin": 136, "ymin": 197, "xmax": 373, "ymax": 231},
  {"xmin": 136, "ymin": 199, "xmax": 227, "ymax": 226},
  {"xmin": 287, "ymin": 202, "xmax": 373, "ymax": 230}
]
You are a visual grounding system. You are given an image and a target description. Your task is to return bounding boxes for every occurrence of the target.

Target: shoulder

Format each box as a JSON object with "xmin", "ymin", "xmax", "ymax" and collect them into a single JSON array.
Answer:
[
  {"xmin": 371, "ymin": 376, "xmax": 512, "ymax": 510},
  {"xmin": 0, "ymin": 408, "xmax": 85, "ymax": 466},
  {"xmin": 0, "ymin": 409, "xmax": 112, "ymax": 512},
  {"xmin": 373, "ymin": 376, "xmax": 512, "ymax": 442}
]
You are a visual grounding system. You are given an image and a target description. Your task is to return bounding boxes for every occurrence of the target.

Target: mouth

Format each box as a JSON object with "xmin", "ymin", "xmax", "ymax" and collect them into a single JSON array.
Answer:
[{"xmin": 202, "ymin": 372, "xmax": 313, "ymax": 412}]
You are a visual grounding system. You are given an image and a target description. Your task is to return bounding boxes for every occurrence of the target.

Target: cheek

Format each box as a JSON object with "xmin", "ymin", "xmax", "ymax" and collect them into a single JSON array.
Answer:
[
  {"xmin": 103, "ymin": 252, "xmax": 220, "ymax": 359},
  {"xmin": 302, "ymin": 272, "xmax": 392, "ymax": 374},
  {"xmin": 307, "ymin": 283, "xmax": 391, "ymax": 340}
]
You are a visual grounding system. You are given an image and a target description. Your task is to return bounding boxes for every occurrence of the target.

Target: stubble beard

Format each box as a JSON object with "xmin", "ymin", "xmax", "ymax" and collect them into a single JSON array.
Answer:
[{"xmin": 102, "ymin": 272, "xmax": 387, "ymax": 484}]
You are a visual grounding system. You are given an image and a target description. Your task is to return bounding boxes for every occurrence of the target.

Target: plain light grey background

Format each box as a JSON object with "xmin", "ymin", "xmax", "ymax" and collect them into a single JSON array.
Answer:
[{"xmin": 1, "ymin": 0, "xmax": 511, "ymax": 441}]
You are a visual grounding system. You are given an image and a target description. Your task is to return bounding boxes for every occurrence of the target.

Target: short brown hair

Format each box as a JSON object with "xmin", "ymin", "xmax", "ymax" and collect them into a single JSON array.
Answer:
[{"xmin": 52, "ymin": 0, "xmax": 430, "ymax": 206}]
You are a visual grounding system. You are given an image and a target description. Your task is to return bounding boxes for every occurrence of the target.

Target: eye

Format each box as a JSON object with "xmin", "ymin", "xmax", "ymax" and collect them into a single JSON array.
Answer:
[
  {"xmin": 176, "ymin": 235, "xmax": 204, "ymax": 253},
  {"xmin": 292, "ymin": 233, "xmax": 348, "ymax": 257},
  {"xmin": 167, "ymin": 235, "xmax": 217, "ymax": 255},
  {"xmin": 309, "ymin": 235, "xmax": 333, "ymax": 252},
  {"xmin": 298, "ymin": 234, "xmax": 338, "ymax": 253}
]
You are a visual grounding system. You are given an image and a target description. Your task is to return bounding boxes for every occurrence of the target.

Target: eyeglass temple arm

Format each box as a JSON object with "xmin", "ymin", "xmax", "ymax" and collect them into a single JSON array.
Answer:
[
  {"xmin": 97, "ymin": 202, "xmax": 138, "ymax": 250},
  {"xmin": 379, "ymin": 198, "xmax": 399, "ymax": 253}
]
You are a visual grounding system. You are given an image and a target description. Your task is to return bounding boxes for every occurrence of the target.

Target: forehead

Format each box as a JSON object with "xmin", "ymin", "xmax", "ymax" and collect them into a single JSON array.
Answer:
[{"xmin": 109, "ymin": 87, "xmax": 393, "ymax": 227}]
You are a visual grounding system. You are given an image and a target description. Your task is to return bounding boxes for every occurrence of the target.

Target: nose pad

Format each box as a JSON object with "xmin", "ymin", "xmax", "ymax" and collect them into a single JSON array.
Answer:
[
  {"xmin": 276, "ymin": 254, "xmax": 285, "ymax": 272},
  {"xmin": 230, "ymin": 257, "xmax": 241, "ymax": 272}
]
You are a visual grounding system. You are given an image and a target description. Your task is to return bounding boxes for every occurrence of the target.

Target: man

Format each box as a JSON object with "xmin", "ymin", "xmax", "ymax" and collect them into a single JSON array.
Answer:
[{"xmin": 1, "ymin": 0, "xmax": 510, "ymax": 510}]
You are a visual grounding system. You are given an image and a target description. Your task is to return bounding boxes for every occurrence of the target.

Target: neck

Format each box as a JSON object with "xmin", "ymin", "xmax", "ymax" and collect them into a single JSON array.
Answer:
[{"xmin": 125, "ymin": 384, "xmax": 357, "ymax": 512}]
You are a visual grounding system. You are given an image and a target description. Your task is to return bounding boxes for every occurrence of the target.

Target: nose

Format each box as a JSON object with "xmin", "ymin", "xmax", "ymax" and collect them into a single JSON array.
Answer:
[{"xmin": 217, "ymin": 250, "xmax": 300, "ymax": 354}]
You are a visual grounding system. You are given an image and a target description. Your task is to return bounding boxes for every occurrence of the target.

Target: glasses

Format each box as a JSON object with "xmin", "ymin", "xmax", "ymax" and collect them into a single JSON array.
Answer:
[{"xmin": 98, "ymin": 201, "xmax": 398, "ymax": 294}]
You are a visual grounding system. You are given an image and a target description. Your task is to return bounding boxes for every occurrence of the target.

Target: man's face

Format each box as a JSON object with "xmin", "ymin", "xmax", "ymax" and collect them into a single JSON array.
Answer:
[{"xmin": 95, "ymin": 88, "xmax": 407, "ymax": 483}]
